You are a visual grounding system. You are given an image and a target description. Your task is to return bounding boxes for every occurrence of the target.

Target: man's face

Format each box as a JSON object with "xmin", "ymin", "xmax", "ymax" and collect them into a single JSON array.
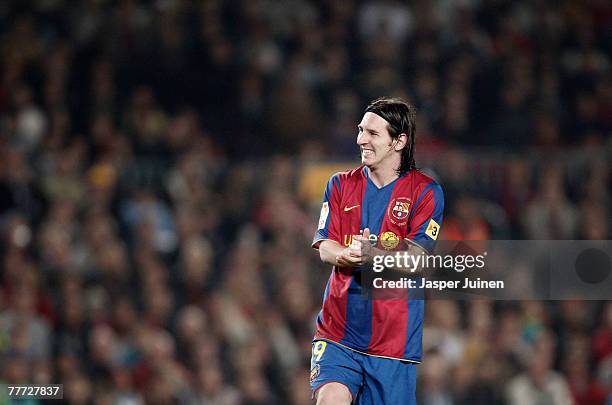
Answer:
[{"xmin": 357, "ymin": 112, "xmax": 397, "ymax": 169}]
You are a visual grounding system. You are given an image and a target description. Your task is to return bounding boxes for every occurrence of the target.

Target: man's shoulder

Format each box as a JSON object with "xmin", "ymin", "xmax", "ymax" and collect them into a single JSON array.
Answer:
[
  {"xmin": 403, "ymin": 169, "xmax": 442, "ymax": 189},
  {"xmin": 329, "ymin": 166, "xmax": 365, "ymax": 185}
]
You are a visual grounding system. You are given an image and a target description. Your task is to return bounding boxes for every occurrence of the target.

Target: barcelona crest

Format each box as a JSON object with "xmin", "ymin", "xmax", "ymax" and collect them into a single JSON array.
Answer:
[{"xmin": 388, "ymin": 197, "xmax": 411, "ymax": 225}]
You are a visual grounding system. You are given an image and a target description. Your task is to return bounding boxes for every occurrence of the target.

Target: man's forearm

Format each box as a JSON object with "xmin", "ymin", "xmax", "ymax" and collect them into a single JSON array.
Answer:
[{"xmin": 318, "ymin": 240, "xmax": 347, "ymax": 266}]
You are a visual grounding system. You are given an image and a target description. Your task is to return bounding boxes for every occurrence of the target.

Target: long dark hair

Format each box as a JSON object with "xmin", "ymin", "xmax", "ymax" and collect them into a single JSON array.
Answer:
[{"xmin": 365, "ymin": 97, "xmax": 417, "ymax": 175}]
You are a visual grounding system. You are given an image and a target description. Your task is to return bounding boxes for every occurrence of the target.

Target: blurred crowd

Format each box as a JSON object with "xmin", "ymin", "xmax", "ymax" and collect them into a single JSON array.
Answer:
[{"xmin": 0, "ymin": 0, "xmax": 611, "ymax": 404}]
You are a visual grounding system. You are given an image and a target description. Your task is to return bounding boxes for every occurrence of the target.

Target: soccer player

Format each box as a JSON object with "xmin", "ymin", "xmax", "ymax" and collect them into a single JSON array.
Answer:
[{"xmin": 310, "ymin": 97, "xmax": 444, "ymax": 404}]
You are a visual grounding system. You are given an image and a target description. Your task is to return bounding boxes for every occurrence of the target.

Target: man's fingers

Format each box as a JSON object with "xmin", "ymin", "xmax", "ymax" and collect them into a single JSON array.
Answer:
[
  {"xmin": 348, "ymin": 247, "xmax": 362, "ymax": 257},
  {"xmin": 354, "ymin": 235, "xmax": 372, "ymax": 247},
  {"xmin": 343, "ymin": 251, "xmax": 361, "ymax": 262},
  {"xmin": 337, "ymin": 251, "xmax": 362, "ymax": 267},
  {"xmin": 349, "ymin": 239, "xmax": 362, "ymax": 249},
  {"xmin": 336, "ymin": 256, "xmax": 355, "ymax": 266},
  {"xmin": 349, "ymin": 240, "xmax": 363, "ymax": 257}
]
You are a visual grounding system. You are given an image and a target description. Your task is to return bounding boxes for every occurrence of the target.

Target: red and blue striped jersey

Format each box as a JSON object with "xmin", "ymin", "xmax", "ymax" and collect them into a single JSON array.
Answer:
[{"xmin": 312, "ymin": 166, "xmax": 444, "ymax": 362}]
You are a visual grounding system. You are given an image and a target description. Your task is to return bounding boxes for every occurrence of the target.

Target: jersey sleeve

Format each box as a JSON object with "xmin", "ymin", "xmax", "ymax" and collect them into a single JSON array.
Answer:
[
  {"xmin": 406, "ymin": 181, "xmax": 444, "ymax": 253},
  {"xmin": 312, "ymin": 173, "xmax": 342, "ymax": 249}
]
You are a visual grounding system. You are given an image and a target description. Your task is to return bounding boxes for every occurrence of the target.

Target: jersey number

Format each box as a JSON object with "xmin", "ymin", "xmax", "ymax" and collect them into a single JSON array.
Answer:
[
  {"xmin": 425, "ymin": 219, "xmax": 440, "ymax": 240},
  {"xmin": 313, "ymin": 341, "xmax": 327, "ymax": 361}
]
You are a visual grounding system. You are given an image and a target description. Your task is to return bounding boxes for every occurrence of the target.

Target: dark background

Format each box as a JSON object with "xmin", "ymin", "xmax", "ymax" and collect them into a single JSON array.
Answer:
[{"xmin": 0, "ymin": 1, "xmax": 611, "ymax": 404}]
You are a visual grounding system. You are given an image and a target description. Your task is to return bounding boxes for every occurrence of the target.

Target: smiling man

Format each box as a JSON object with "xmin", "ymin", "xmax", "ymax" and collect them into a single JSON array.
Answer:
[{"xmin": 311, "ymin": 97, "xmax": 444, "ymax": 404}]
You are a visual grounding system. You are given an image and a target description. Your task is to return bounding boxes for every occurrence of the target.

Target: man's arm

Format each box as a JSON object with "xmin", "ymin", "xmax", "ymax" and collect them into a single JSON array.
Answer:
[
  {"xmin": 312, "ymin": 173, "xmax": 343, "ymax": 253},
  {"xmin": 318, "ymin": 240, "xmax": 345, "ymax": 266},
  {"xmin": 319, "ymin": 239, "xmax": 361, "ymax": 267}
]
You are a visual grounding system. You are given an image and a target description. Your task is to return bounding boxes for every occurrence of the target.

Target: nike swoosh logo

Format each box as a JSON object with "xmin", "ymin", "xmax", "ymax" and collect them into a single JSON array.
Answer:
[{"xmin": 344, "ymin": 205, "xmax": 360, "ymax": 212}]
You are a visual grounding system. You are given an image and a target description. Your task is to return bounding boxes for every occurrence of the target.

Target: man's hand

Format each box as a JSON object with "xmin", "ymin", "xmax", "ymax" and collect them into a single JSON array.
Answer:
[{"xmin": 336, "ymin": 228, "xmax": 375, "ymax": 267}]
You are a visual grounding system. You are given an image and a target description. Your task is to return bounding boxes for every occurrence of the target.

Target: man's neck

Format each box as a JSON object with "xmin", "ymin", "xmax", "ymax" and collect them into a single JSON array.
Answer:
[{"xmin": 367, "ymin": 165, "xmax": 399, "ymax": 188}]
